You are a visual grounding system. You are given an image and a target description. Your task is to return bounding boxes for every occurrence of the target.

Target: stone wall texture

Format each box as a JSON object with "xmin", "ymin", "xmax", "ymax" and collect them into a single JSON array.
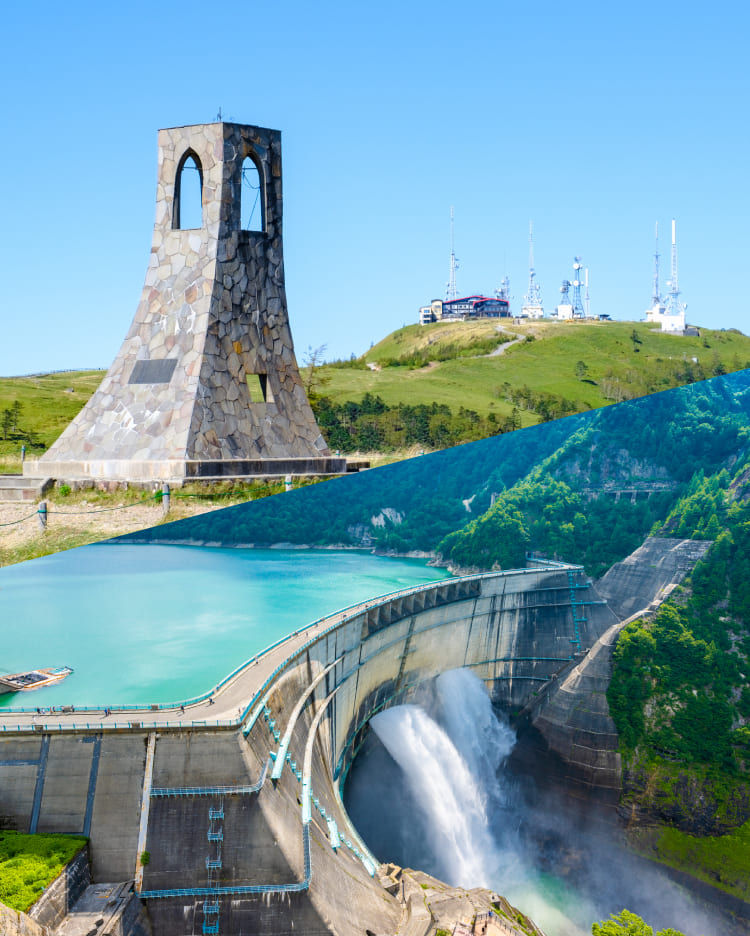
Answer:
[{"xmin": 32, "ymin": 123, "xmax": 341, "ymax": 482}]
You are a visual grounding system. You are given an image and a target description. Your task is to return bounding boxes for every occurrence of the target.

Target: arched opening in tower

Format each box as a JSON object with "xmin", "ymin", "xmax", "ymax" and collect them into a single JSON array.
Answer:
[
  {"xmin": 173, "ymin": 152, "xmax": 203, "ymax": 229},
  {"xmin": 241, "ymin": 155, "xmax": 264, "ymax": 232}
]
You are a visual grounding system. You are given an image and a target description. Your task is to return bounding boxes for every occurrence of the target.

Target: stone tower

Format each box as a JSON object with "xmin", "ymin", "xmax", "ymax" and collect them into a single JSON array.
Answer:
[{"xmin": 30, "ymin": 122, "xmax": 345, "ymax": 482}]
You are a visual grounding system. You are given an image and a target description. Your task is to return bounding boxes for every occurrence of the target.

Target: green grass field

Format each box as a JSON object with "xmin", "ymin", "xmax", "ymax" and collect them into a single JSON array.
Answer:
[
  {"xmin": 2, "ymin": 320, "xmax": 749, "ymax": 463},
  {"xmin": 0, "ymin": 370, "xmax": 104, "ymax": 456},
  {"xmin": 322, "ymin": 320, "xmax": 750, "ymax": 419}
]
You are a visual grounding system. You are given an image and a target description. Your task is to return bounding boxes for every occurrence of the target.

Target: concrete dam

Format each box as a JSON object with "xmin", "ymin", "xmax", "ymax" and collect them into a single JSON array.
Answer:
[{"xmin": 0, "ymin": 546, "xmax": 698, "ymax": 935}]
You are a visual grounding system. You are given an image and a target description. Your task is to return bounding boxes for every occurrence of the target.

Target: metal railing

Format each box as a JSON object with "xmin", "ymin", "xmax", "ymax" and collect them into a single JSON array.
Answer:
[
  {"xmin": 138, "ymin": 825, "xmax": 312, "ymax": 898},
  {"xmin": 1, "ymin": 564, "xmax": 580, "ymax": 720}
]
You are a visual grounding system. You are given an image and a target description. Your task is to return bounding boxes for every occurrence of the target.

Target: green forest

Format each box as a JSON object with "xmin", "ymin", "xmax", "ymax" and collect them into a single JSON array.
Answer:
[
  {"xmin": 435, "ymin": 377, "xmax": 750, "ymax": 574},
  {"xmin": 607, "ymin": 480, "xmax": 750, "ymax": 823},
  {"xmin": 128, "ymin": 371, "xmax": 750, "ymax": 583},
  {"xmin": 312, "ymin": 392, "xmax": 525, "ymax": 453}
]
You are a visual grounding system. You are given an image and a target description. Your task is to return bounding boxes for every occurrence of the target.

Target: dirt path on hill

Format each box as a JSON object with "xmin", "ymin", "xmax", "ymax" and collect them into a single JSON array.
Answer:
[{"xmin": 487, "ymin": 324, "xmax": 526, "ymax": 357}]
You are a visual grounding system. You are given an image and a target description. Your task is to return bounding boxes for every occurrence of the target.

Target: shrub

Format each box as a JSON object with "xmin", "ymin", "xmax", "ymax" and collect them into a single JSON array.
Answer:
[{"xmin": 0, "ymin": 831, "xmax": 86, "ymax": 912}]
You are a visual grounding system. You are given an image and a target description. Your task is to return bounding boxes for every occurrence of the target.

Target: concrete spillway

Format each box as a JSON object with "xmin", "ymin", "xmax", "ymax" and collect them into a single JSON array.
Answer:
[{"xmin": 0, "ymin": 561, "xmax": 624, "ymax": 935}]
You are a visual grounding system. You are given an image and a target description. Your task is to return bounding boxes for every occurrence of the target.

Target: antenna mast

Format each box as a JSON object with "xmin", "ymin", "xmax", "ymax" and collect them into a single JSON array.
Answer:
[
  {"xmin": 572, "ymin": 257, "xmax": 585, "ymax": 317},
  {"xmin": 445, "ymin": 207, "xmax": 459, "ymax": 301},
  {"xmin": 521, "ymin": 221, "xmax": 543, "ymax": 316},
  {"xmin": 585, "ymin": 267, "xmax": 590, "ymax": 317},
  {"xmin": 496, "ymin": 275, "xmax": 511, "ymax": 303},
  {"xmin": 651, "ymin": 222, "xmax": 662, "ymax": 306},
  {"xmin": 664, "ymin": 219, "xmax": 683, "ymax": 316}
]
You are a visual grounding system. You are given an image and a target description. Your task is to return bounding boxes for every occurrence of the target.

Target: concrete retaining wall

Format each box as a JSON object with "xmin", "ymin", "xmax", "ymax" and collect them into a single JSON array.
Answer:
[
  {"xmin": 36, "ymin": 737, "xmax": 94, "ymax": 835},
  {"xmin": 0, "ymin": 902, "xmax": 46, "ymax": 936},
  {"xmin": 28, "ymin": 846, "xmax": 90, "ymax": 930},
  {"xmin": 107, "ymin": 891, "xmax": 152, "ymax": 936},
  {"xmin": 0, "ymin": 737, "xmax": 44, "ymax": 831}
]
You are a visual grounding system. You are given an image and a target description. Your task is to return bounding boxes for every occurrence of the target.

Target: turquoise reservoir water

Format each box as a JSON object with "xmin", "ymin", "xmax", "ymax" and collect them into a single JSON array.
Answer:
[{"xmin": 0, "ymin": 544, "xmax": 451, "ymax": 708}]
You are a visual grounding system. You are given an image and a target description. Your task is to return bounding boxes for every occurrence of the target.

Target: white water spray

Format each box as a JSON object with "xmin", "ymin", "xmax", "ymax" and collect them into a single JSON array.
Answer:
[
  {"xmin": 436, "ymin": 668, "xmax": 516, "ymax": 797},
  {"xmin": 356, "ymin": 668, "xmax": 725, "ymax": 936},
  {"xmin": 368, "ymin": 670, "xmax": 600, "ymax": 933},
  {"xmin": 371, "ymin": 669, "xmax": 514, "ymax": 888}
]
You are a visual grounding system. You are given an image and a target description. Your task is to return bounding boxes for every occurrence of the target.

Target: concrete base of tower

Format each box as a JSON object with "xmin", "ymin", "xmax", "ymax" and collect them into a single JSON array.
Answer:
[
  {"xmin": 23, "ymin": 456, "xmax": 351, "ymax": 484},
  {"xmin": 185, "ymin": 457, "xmax": 351, "ymax": 478}
]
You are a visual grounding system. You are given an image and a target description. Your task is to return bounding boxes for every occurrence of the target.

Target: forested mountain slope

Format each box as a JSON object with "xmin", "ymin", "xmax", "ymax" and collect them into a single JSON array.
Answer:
[
  {"xmin": 124, "ymin": 371, "xmax": 750, "ymax": 580},
  {"xmin": 312, "ymin": 320, "xmax": 750, "ymax": 451},
  {"xmin": 600, "ymin": 471, "xmax": 750, "ymax": 901},
  {"xmin": 437, "ymin": 372, "xmax": 750, "ymax": 575}
]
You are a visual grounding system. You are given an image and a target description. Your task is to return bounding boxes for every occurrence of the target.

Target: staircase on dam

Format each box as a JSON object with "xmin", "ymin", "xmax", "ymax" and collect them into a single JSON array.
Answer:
[{"xmin": 0, "ymin": 542, "xmax": 712, "ymax": 935}]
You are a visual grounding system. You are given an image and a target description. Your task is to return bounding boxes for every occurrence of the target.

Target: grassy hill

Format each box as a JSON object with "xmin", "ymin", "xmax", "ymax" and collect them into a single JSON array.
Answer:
[
  {"xmin": 324, "ymin": 319, "xmax": 750, "ymax": 413},
  {"xmin": 0, "ymin": 370, "xmax": 104, "ymax": 467},
  {"xmin": 2, "ymin": 319, "xmax": 750, "ymax": 464},
  {"xmin": 314, "ymin": 319, "xmax": 750, "ymax": 451}
]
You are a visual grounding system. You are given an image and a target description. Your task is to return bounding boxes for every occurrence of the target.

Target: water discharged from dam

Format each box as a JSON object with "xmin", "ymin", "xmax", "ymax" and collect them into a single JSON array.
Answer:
[
  {"xmin": 371, "ymin": 671, "xmax": 515, "ymax": 890},
  {"xmin": 345, "ymin": 669, "xmax": 725, "ymax": 936}
]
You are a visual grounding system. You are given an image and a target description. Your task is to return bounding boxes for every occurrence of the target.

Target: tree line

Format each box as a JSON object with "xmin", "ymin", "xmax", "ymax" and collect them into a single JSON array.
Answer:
[{"xmin": 312, "ymin": 393, "xmax": 522, "ymax": 453}]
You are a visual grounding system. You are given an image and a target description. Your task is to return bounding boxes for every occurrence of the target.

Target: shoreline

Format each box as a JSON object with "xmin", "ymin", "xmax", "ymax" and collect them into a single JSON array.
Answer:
[{"xmin": 106, "ymin": 535, "xmax": 486, "ymax": 577}]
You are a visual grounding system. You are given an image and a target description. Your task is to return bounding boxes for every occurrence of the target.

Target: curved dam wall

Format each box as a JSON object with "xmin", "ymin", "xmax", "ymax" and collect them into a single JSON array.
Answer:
[{"xmin": 0, "ymin": 564, "xmax": 619, "ymax": 935}]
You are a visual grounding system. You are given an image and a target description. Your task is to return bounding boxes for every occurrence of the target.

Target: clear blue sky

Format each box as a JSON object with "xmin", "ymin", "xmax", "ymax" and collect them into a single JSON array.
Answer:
[{"xmin": 1, "ymin": 0, "xmax": 747, "ymax": 376}]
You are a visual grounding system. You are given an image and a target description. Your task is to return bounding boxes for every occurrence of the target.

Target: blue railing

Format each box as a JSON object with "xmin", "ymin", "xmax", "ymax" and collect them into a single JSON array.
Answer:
[
  {"xmin": 1, "ymin": 565, "xmax": 580, "ymax": 719},
  {"xmin": 139, "ymin": 825, "xmax": 312, "ymax": 899},
  {"xmin": 151, "ymin": 784, "xmax": 261, "ymax": 798}
]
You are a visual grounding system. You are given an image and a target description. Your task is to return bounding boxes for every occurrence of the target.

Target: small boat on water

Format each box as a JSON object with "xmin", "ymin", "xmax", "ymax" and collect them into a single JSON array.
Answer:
[{"xmin": 0, "ymin": 666, "xmax": 73, "ymax": 693}]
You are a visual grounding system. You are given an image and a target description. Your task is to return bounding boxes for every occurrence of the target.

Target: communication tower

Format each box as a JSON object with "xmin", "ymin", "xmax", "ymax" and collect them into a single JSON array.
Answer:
[
  {"xmin": 555, "ymin": 279, "xmax": 574, "ymax": 319},
  {"xmin": 521, "ymin": 221, "xmax": 544, "ymax": 318},
  {"xmin": 664, "ymin": 219, "xmax": 686, "ymax": 318},
  {"xmin": 445, "ymin": 206, "xmax": 459, "ymax": 301},
  {"xmin": 645, "ymin": 219, "xmax": 685, "ymax": 332},
  {"xmin": 495, "ymin": 275, "xmax": 511, "ymax": 304},
  {"xmin": 651, "ymin": 222, "xmax": 662, "ymax": 308},
  {"xmin": 585, "ymin": 268, "xmax": 591, "ymax": 317},
  {"xmin": 571, "ymin": 257, "xmax": 585, "ymax": 317}
]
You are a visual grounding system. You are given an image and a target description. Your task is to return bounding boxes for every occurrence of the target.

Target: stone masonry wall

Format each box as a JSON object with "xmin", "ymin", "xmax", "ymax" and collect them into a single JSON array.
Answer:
[{"xmin": 33, "ymin": 122, "xmax": 334, "ymax": 481}]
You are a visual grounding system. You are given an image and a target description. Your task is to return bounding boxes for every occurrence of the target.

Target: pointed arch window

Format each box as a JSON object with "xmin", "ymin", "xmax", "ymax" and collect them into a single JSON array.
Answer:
[
  {"xmin": 173, "ymin": 151, "xmax": 203, "ymax": 229},
  {"xmin": 241, "ymin": 156, "xmax": 264, "ymax": 232}
]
